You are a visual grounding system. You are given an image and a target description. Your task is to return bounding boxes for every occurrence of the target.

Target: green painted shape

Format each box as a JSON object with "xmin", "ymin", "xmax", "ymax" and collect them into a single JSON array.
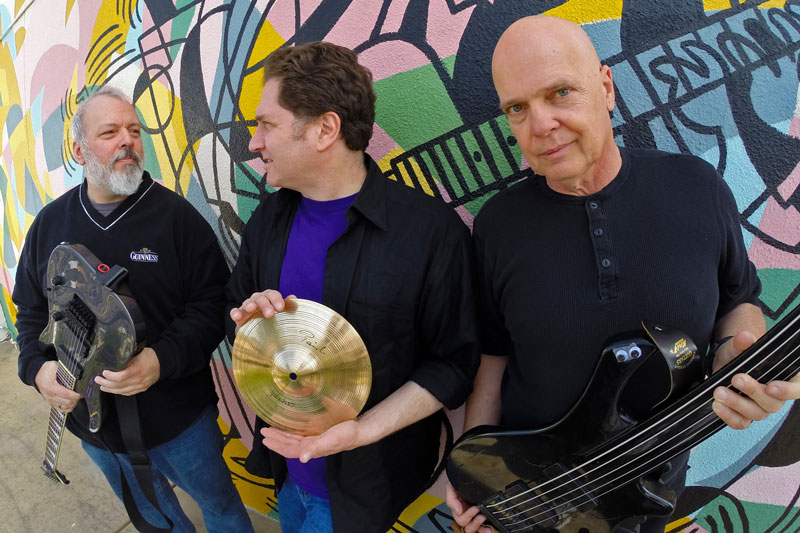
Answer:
[
  {"xmin": 235, "ymin": 162, "xmax": 271, "ymax": 224},
  {"xmin": 757, "ymin": 268, "xmax": 800, "ymax": 328},
  {"xmin": 696, "ymin": 497, "xmax": 800, "ymax": 532},
  {"xmin": 374, "ymin": 62, "xmax": 463, "ymax": 148},
  {"xmin": 441, "ymin": 54, "xmax": 456, "ymax": 78},
  {"xmin": 170, "ymin": 2, "xmax": 196, "ymax": 61}
]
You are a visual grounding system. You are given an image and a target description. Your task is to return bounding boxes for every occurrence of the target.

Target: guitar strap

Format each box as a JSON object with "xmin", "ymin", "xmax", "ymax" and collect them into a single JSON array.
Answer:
[{"xmin": 113, "ymin": 394, "xmax": 174, "ymax": 533}]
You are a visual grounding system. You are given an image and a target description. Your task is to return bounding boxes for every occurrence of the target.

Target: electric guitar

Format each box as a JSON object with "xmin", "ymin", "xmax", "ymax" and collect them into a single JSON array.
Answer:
[
  {"xmin": 39, "ymin": 243, "xmax": 145, "ymax": 484},
  {"xmin": 446, "ymin": 303, "xmax": 800, "ymax": 533}
]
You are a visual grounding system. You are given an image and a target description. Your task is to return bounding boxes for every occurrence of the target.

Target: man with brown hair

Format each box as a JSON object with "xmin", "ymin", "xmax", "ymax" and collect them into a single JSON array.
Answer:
[{"xmin": 227, "ymin": 41, "xmax": 480, "ymax": 532}]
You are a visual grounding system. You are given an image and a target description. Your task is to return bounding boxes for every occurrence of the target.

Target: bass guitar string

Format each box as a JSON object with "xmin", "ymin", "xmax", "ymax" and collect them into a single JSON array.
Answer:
[
  {"xmin": 476, "ymin": 311, "xmax": 800, "ymax": 529},
  {"xmin": 499, "ymin": 344, "xmax": 800, "ymax": 531}
]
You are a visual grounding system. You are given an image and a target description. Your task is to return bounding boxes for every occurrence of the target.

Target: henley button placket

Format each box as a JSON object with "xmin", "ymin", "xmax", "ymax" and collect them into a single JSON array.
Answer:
[{"xmin": 585, "ymin": 198, "xmax": 617, "ymax": 300}]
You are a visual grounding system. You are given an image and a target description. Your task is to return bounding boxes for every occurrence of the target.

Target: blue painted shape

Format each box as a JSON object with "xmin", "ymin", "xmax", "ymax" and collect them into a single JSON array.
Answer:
[
  {"xmin": 586, "ymin": 18, "xmax": 622, "ymax": 61},
  {"xmin": 23, "ymin": 163, "xmax": 44, "ymax": 215},
  {"xmin": 41, "ymin": 110, "xmax": 66, "ymax": 172},
  {"xmin": 750, "ymin": 57, "xmax": 798, "ymax": 128},
  {"xmin": 5, "ymin": 104, "xmax": 23, "ymax": 135},
  {"xmin": 648, "ymin": 116, "xmax": 680, "ymax": 154},
  {"xmin": 3, "ymin": 225, "xmax": 16, "ymax": 269},
  {"xmin": 30, "ymin": 88, "xmax": 44, "ymax": 135},
  {"xmin": 686, "ymin": 400, "xmax": 792, "ymax": 488},
  {"xmin": 612, "ymin": 60, "xmax": 656, "ymax": 119}
]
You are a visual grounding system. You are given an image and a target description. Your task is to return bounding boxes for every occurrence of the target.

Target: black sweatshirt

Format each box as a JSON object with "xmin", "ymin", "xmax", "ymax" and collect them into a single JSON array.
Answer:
[{"xmin": 14, "ymin": 173, "xmax": 229, "ymax": 451}]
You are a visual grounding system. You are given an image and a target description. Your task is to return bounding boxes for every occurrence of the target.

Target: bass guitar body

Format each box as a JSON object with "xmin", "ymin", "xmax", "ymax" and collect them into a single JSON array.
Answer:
[
  {"xmin": 447, "ymin": 308, "xmax": 800, "ymax": 533},
  {"xmin": 39, "ymin": 243, "xmax": 145, "ymax": 484}
]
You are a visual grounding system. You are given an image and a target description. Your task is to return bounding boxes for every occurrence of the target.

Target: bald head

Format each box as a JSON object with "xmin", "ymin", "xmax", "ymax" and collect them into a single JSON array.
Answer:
[
  {"xmin": 493, "ymin": 16, "xmax": 601, "ymax": 85},
  {"xmin": 489, "ymin": 15, "xmax": 620, "ymax": 195}
]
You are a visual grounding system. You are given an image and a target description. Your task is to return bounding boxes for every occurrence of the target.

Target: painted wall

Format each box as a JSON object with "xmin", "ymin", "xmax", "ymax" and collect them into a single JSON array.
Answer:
[{"xmin": 1, "ymin": 1, "xmax": 798, "ymax": 531}]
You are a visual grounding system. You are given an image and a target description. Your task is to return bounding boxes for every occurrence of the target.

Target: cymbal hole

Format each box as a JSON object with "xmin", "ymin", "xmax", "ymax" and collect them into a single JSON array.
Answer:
[{"xmin": 289, "ymin": 372, "xmax": 298, "ymax": 381}]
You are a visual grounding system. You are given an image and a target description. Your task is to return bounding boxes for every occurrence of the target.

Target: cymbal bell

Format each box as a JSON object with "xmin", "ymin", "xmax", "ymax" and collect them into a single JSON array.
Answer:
[{"xmin": 232, "ymin": 298, "xmax": 371, "ymax": 436}]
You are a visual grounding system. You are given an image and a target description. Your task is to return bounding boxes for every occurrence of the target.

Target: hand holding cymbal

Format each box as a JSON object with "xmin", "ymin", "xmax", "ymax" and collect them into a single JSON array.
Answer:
[{"xmin": 232, "ymin": 298, "xmax": 372, "ymax": 436}]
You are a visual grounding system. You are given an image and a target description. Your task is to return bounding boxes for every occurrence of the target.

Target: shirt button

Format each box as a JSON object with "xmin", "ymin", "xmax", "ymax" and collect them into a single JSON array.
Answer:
[
  {"xmin": 601, "ymin": 258, "xmax": 611, "ymax": 268},
  {"xmin": 593, "ymin": 228, "xmax": 604, "ymax": 237},
  {"xmin": 589, "ymin": 201, "xmax": 599, "ymax": 209}
]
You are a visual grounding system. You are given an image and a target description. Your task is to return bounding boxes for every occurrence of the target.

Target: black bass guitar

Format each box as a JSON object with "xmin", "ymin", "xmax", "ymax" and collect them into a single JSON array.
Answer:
[
  {"xmin": 39, "ymin": 243, "xmax": 145, "ymax": 484},
  {"xmin": 446, "ymin": 303, "xmax": 800, "ymax": 533}
]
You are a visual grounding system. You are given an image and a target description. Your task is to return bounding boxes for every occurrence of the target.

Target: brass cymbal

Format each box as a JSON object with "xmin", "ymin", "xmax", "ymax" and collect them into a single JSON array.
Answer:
[{"xmin": 232, "ymin": 298, "xmax": 371, "ymax": 436}]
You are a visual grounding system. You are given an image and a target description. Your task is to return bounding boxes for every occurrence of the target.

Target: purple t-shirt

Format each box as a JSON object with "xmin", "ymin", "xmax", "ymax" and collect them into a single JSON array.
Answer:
[{"xmin": 279, "ymin": 192, "xmax": 356, "ymax": 499}]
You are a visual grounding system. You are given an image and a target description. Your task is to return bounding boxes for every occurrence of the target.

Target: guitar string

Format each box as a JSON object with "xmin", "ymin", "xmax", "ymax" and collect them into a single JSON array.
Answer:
[
  {"xmin": 500, "ymin": 356, "xmax": 800, "ymax": 531},
  {"xmin": 494, "ymin": 342, "xmax": 800, "ymax": 526},
  {"xmin": 484, "ymin": 314, "xmax": 800, "ymax": 516},
  {"xmin": 494, "ymin": 338, "xmax": 800, "ymax": 528},
  {"xmin": 478, "ymin": 314, "xmax": 800, "ymax": 527},
  {"xmin": 496, "ymin": 347, "xmax": 800, "ymax": 531},
  {"xmin": 46, "ymin": 309, "xmax": 89, "ymax": 475},
  {"xmin": 486, "ymin": 310, "xmax": 800, "ymax": 510}
]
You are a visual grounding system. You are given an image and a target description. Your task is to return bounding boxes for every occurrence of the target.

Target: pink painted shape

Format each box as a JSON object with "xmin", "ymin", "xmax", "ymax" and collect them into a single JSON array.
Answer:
[
  {"xmin": 1, "ymin": 268, "xmax": 14, "ymax": 294},
  {"xmin": 358, "ymin": 40, "xmax": 432, "ymax": 82},
  {"xmin": 366, "ymin": 123, "xmax": 399, "ymax": 162},
  {"xmin": 426, "ymin": 0, "xmax": 476, "ymax": 59},
  {"xmin": 727, "ymin": 462, "xmax": 800, "ymax": 508},
  {"xmin": 29, "ymin": 46, "xmax": 80, "ymax": 119},
  {"xmin": 777, "ymin": 162, "xmax": 800, "ymax": 202},
  {"xmin": 751, "ymin": 196, "xmax": 800, "ymax": 246},
  {"xmin": 325, "ymin": 0, "xmax": 385, "ymax": 50},
  {"xmin": 212, "ymin": 357, "xmax": 255, "ymax": 449},
  {"xmin": 267, "ymin": 0, "xmax": 324, "ymax": 40},
  {"xmin": 382, "ymin": 0, "xmax": 411, "ymax": 34},
  {"xmin": 137, "ymin": 10, "xmax": 172, "ymax": 73},
  {"xmin": 789, "ymin": 115, "xmax": 800, "ymax": 139},
  {"xmin": 749, "ymin": 236, "xmax": 800, "ymax": 270}
]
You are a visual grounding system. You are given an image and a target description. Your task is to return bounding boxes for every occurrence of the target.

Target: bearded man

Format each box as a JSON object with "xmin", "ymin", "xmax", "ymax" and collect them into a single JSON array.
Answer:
[{"xmin": 13, "ymin": 86, "xmax": 253, "ymax": 532}]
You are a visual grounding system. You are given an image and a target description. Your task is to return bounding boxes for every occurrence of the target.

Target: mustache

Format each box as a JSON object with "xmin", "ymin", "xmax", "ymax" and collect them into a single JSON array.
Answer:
[{"xmin": 110, "ymin": 148, "xmax": 143, "ymax": 166}]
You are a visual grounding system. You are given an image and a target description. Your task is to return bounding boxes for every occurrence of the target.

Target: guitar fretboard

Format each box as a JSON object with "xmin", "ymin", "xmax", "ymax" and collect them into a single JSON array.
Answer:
[{"xmin": 41, "ymin": 362, "xmax": 76, "ymax": 485}]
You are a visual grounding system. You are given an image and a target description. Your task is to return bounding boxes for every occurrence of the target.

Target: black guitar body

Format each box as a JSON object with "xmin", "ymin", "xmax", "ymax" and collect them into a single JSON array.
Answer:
[
  {"xmin": 447, "ymin": 307, "xmax": 800, "ymax": 533},
  {"xmin": 40, "ymin": 243, "xmax": 146, "ymax": 431}
]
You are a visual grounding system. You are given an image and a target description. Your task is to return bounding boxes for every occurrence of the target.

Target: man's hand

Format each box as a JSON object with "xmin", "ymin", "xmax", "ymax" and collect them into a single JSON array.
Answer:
[
  {"xmin": 229, "ymin": 289, "xmax": 294, "ymax": 329},
  {"xmin": 712, "ymin": 331, "xmax": 800, "ymax": 429},
  {"xmin": 445, "ymin": 482, "xmax": 494, "ymax": 533},
  {"xmin": 34, "ymin": 361, "xmax": 81, "ymax": 413},
  {"xmin": 95, "ymin": 347, "xmax": 160, "ymax": 395},
  {"xmin": 260, "ymin": 418, "xmax": 363, "ymax": 462}
]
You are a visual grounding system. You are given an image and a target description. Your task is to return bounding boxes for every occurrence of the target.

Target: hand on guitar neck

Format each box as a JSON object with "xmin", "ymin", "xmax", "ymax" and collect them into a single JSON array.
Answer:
[
  {"xmin": 35, "ymin": 361, "xmax": 81, "ymax": 414},
  {"xmin": 711, "ymin": 329, "xmax": 800, "ymax": 431}
]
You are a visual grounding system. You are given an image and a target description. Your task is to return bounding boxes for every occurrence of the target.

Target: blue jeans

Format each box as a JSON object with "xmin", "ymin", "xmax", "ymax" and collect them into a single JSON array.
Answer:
[
  {"xmin": 82, "ymin": 406, "xmax": 253, "ymax": 532},
  {"xmin": 277, "ymin": 478, "xmax": 334, "ymax": 533}
]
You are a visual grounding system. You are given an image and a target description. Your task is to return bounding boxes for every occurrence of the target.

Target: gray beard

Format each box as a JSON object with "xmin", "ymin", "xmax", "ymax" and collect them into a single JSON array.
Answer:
[{"xmin": 83, "ymin": 147, "xmax": 144, "ymax": 197}]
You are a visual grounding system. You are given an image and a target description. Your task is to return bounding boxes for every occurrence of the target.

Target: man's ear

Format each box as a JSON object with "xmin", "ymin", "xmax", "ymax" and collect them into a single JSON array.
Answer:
[
  {"xmin": 315, "ymin": 111, "xmax": 342, "ymax": 151},
  {"xmin": 73, "ymin": 141, "xmax": 86, "ymax": 165}
]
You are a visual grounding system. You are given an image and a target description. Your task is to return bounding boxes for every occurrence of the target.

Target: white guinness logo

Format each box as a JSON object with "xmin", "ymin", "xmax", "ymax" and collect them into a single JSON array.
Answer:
[{"xmin": 130, "ymin": 247, "xmax": 159, "ymax": 263}]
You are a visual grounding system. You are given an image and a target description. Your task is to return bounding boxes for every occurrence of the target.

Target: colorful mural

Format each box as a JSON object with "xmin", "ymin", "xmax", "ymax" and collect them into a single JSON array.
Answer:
[{"xmin": 1, "ymin": 0, "xmax": 798, "ymax": 531}]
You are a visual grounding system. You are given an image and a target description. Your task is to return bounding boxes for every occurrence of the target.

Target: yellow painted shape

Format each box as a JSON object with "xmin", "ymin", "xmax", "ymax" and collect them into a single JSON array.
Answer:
[
  {"xmin": 217, "ymin": 418, "xmax": 277, "ymax": 516},
  {"xmin": 10, "ymin": 114, "xmax": 45, "ymax": 217},
  {"xmin": 392, "ymin": 492, "xmax": 442, "ymax": 531},
  {"xmin": 14, "ymin": 0, "xmax": 25, "ymax": 14},
  {"xmin": 14, "ymin": 28, "xmax": 25, "ymax": 53},
  {"xmin": 136, "ymin": 83, "xmax": 193, "ymax": 194},
  {"xmin": 85, "ymin": 1, "xmax": 134, "ymax": 86},
  {"xmin": 377, "ymin": 147, "xmax": 435, "ymax": 196},
  {"xmin": 544, "ymin": 0, "xmax": 623, "ymax": 23},
  {"xmin": 667, "ymin": 516, "xmax": 693, "ymax": 532},
  {"xmin": 702, "ymin": 0, "xmax": 782, "ymax": 9},
  {"xmin": 65, "ymin": 0, "xmax": 77, "ymax": 24},
  {"xmin": 4, "ymin": 286, "xmax": 17, "ymax": 323},
  {"xmin": 242, "ymin": 22, "xmax": 285, "ymax": 135}
]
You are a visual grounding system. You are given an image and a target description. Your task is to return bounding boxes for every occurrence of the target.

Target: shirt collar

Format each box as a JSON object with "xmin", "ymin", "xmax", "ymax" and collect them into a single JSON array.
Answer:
[{"xmin": 272, "ymin": 155, "xmax": 389, "ymax": 231}]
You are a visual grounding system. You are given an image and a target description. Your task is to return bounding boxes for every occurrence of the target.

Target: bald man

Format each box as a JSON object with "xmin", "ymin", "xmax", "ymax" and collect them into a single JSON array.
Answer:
[{"xmin": 446, "ymin": 15, "xmax": 800, "ymax": 533}]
